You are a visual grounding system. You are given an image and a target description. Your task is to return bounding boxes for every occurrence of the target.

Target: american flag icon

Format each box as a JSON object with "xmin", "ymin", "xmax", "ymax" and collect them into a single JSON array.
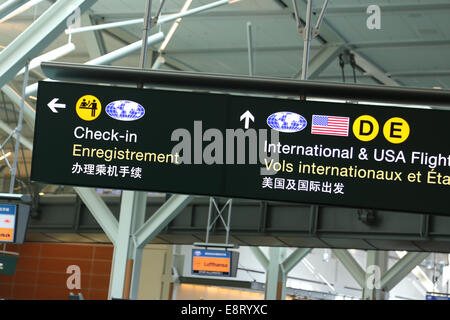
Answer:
[{"xmin": 311, "ymin": 115, "xmax": 350, "ymax": 136}]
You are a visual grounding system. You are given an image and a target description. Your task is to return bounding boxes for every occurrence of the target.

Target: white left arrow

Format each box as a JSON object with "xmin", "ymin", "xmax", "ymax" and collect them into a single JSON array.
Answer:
[
  {"xmin": 47, "ymin": 98, "xmax": 66, "ymax": 113},
  {"xmin": 240, "ymin": 110, "xmax": 254, "ymax": 129}
]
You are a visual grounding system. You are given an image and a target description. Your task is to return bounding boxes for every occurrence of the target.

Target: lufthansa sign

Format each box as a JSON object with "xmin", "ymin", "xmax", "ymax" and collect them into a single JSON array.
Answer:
[{"xmin": 31, "ymin": 81, "xmax": 450, "ymax": 215}]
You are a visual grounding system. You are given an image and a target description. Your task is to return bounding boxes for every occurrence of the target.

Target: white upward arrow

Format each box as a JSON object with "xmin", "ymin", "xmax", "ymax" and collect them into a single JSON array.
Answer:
[
  {"xmin": 47, "ymin": 98, "xmax": 66, "ymax": 113},
  {"xmin": 240, "ymin": 110, "xmax": 254, "ymax": 129}
]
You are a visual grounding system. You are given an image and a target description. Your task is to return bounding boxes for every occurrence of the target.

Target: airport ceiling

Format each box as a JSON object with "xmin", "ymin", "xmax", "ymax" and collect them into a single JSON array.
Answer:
[{"xmin": 0, "ymin": 0, "xmax": 449, "ymax": 192}]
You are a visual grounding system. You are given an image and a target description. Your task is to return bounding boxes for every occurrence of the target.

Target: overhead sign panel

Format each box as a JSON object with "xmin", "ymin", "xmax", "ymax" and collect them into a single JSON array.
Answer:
[
  {"xmin": 31, "ymin": 81, "xmax": 450, "ymax": 215},
  {"xmin": 0, "ymin": 204, "xmax": 17, "ymax": 243},
  {"xmin": 192, "ymin": 249, "xmax": 232, "ymax": 277}
]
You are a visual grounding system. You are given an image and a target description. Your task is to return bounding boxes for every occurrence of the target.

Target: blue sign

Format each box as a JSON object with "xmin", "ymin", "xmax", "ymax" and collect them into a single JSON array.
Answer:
[
  {"xmin": 105, "ymin": 100, "xmax": 145, "ymax": 121},
  {"xmin": 192, "ymin": 249, "xmax": 232, "ymax": 277},
  {"xmin": 426, "ymin": 294, "xmax": 450, "ymax": 300},
  {"xmin": 193, "ymin": 249, "xmax": 231, "ymax": 259},
  {"xmin": 267, "ymin": 111, "xmax": 307, "ymax": 133},
  {"xmin": 0, "ymin": 204, "xmax": 16, "ymax": 214}
]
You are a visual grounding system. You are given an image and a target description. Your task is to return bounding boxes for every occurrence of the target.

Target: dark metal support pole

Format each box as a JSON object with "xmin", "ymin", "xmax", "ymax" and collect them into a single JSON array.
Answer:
[
  {"xmin": 301, "ymin": 0, "xmax": 313, "ymax": 80},
  {"xmin": 40, "ymin": 61, "xmax": 450, "ymax": 108},
  {"xmin": 247, "ymin": 22, "xmax": 254, "ymax": 77},
  {"xmin": 138, "ymin": 0, "xmax": 153, "ymax": 73},
  {"xmin": 9, "ymin": 60, "xmax": 29, "ymax": 193}
]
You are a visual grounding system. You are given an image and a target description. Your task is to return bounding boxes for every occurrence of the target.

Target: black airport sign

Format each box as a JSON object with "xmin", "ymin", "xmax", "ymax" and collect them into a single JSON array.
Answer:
[{"xmin": 31, "ymin": 81, "xmax": 450, "ymax": 215}]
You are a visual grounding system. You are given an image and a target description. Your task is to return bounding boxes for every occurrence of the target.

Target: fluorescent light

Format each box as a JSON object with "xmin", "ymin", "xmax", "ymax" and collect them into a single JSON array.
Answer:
[
  {"xmin": 307, "ymin": 97, "xmax": 432, "ymax": 110},
  {"xmin": 38, "ymin": 192, "xmax": 44, "ymax": 196},
  {"xmin": 0, "ymin": 0, "xmax": 46, "ymax": 23},
  {"xmin": 29, "ymin": 95, "xmax": 37, "ymax": 100},
  {"xmin": 159, "ymin": 20, "xmax": 180, "ymax": 51},
  {"xmin": 65, "ymin": 0, "xmax": 239, "ymax": 35},
  {"xmin": 0, "ymin": 152, "xmax": 11, "ymax": 161},
  {"xmin": 159, "ymin": 0, "xmax": 192, "ymax": 52}
]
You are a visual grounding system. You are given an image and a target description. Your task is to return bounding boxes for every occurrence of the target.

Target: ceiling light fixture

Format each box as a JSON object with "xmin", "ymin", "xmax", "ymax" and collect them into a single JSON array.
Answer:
[
  {"xmin": 0, "ymin": 0, "xmax": 45, "ymax": 23},
  {"xmin": 16, "ymin": 42, "xmax": 75, "ymax": 76},
  {"xmin": 159, "ymin": 0, "xmax": 192, "ymax": 52},
  {"xmin": 65, "ymin": 0, "xmax": 239, "ymax": 35},
  {"xmin": 0, "ymin": 152, "xmax": 11, "ymax": 161}
]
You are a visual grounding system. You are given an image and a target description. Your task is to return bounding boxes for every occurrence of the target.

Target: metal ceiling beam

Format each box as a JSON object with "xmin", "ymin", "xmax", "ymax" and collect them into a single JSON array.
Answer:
[
  {"xmin": 80, "ymin": 12, "xmax": 106, "ymax": 59},
  {"xmin": 66, "ymin": 0, "xmax": 236, "ymax": 35},
  {"xmin": 380, "ymin": 252, "xmax": 430, "ymax": 292},
  {"xmin": 73, "ymin": 186, "xmax": 118, "ymax": 244},
  {"xmin": 16, "ymin": 43, "xmax": 76, "ymax": 77},
  {"xmin": 25, "ymin": 32, "xmax": 164, "ymax": 97},
  {"xmin": 292, "ymin": 0, "xmax": 401, "ymax": 87},
  {"xmin": 151, "ymin": 55, "xmax": 165, "ymax": 70},
  {"xmin": 134, "ymin": 194, "xmax": 194, "ymax": 248},
  {"xmin": 299, "ymin": 43, "xmax": 343, "ymax": 79},
  {"xmin": 318, "ymin": 70, "xmax": 450, "ymax": 79},
  {"xmin": 86, "ymin": 32, "xmax": 164, "ymax": 66},
  {"xmin": 164, "ymin": 46, "xmax": 307, "ymax": 55},
  {"xmin": 348, "ymin": 39, "xmax": 450, "ymax": 50},
  {"xmin": 1, "ymin": 85, "xmax": 35, "ymax": 130},
  {"xmin": 389, "ymin": 70, "xmax": 450, "ymax": 78},
  {"xmin": 282, "ymin": 248, "xmax": 312, "ymax": 273},
  {"xmin": 395, "ymin": 251, "xmax": 435, "ymax": 292},
  {"xmin": 266, "ymin": 247, "xmax": 282, "ymax": 300},
  {"xmin": 109, "ymin": 190, "xmax": 140, "ymax": 298},
  {"xmin": 0, "ymin": 0, "xmax": 28, "ymax": 20},
  {"xmin": 315, "ymin": 74, "xmax": 372, "ymax": 80},
  {"xmin": 40, "ymin": 62, "xmax": 450, "ymax": 107},
  {"xmin": 102, "ymin": 27, "xmax": 140, "ymax": 46},
  {"xmin": 320, "ymin": 3, "xmax": 450, "ymax": 15},
  {"xmin": 363, "ymin": 250, "xmax": 388, "ymax": 300},
  {"xmin": 138, "ymin": 54, "xmax": 198, "ymax": 72},
  {"xmin": 0, "ymin": 0, "xmax": 97, "ymax": 89},
  {"xmin": 74, "ymin": 3, "xmax": 450, "ymax": 21},
  {"xmin": 332, "ymin": 249, "xmax": 365, "ymax": 288},
  {"xmin": 26, "ymin": 195, "xmax": 450, "ymax": 252},
  {"xmin": 351, "ymin": 50, "xmax": 399, "ymax": 87},
  {"xmin": 249, "ymin": 247, "xmax": 269, "ymax": 270},
  {"xmin": 91, "ymin": 9, "xmax": 292, "ymax": 20},
  {"xmin": 0, "ymin": 120, "xmax": 33, "ymax": 150},
  {"xmin": 160, "ymin": 39, "xmax": 450, "ymax": 56}
]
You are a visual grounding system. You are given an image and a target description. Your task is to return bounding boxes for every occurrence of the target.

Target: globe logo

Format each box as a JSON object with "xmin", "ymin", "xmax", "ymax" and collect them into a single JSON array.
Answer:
[
  {"xmin": 105, "ymin": 100, "xmax": 145, "ymax": 121},
  {"xmin": 267, "ymin": 111, "xmax": 307, "ymax": 133}
]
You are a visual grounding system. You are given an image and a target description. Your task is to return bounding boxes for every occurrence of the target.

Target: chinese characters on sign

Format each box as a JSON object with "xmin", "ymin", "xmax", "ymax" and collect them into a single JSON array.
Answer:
[
  {"xmin": 71, "ymin": 162, "xmax": 142, "ymax": 179},
  {"xmin": 261, "ymin": 177, "xmax": 344, "ymax": 194}
]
